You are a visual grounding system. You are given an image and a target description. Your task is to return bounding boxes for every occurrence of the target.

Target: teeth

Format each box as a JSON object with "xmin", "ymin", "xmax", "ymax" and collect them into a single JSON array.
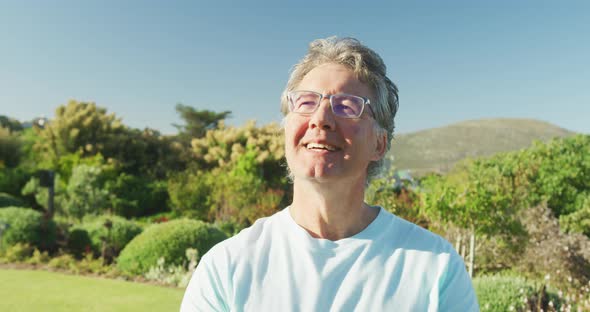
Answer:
[{"xmin": 306, "ymin": 143, "xmax": 337, "ymax": 151}]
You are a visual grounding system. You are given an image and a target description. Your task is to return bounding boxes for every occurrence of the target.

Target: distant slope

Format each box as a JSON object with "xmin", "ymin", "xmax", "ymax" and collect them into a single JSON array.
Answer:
[{"xmin": 389, "ymin": 118, "xmax": 575, "ymax": 175}]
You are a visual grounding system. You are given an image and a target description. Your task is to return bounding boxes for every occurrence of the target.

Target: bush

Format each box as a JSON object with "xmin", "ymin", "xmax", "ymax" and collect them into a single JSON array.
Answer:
[
  {"xmin": 106, "ymin": 174, "xmax": 169, "ymax": 218},
  {"xmin": 168, "ymin": 170, "xmax": 213, "ymax": 220},
  {"xmin": 144, "ymin": 248, "xmax": 199, "ymax": 287},
  {"xmin": 47, "ymin": 253, "xmax": 77, "ymax": 270},
  {"xmin": 0, "ymin": 207, "xmax": 56, "ymax": 250},
  {"xmin": 117, "ymin": 219, "xmax": 226, "ymax": 275},
  {"xmin": 0, "ymin": 192, "xmax": 25, "ymax": 208},
  {"xmin": 26, "ymin": 248, "xmax": 51, "ymax": 265},
  {"xmin": 0, "ymin": 167, "xmax": 31, "ymax": 199},
  {"xmin": 62, "ymin": 164, "xmax": 110, "ymax": 220},
  {"xmin": 78, "ymin": 215, "xmax": 142, "ymax": 256},
  {"xmin": 1, "ymin": 243, "xmax": 33, "ymax": 262},
  {"xmin": 474, "ymin": 275, "xmax": 562, "ymax": 311},
  {"xmin": 516, "ymin": 205, "xmax": 590, "ymax": 290},
  {"xmin": 66, "ymin": 227, "xmax": 92, "ymax": 258}
]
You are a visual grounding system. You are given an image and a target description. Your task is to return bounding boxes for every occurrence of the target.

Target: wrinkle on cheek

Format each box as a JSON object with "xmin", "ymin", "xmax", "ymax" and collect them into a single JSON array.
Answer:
[{"xmin": 285, "ymin": 117, "xmax": 306, "ymax": 147}]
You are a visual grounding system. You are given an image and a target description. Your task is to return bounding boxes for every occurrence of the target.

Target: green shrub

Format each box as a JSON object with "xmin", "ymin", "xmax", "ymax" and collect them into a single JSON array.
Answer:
[
  {"xmin": 47, "ymin": 253, "xmax": 76, "ymax": 270},
  {"xmin": 66, "ymin": 227, "xmax": 92, "ymax": 258},
  {"xmin": 78, "ymin": 215, "xmax": 143, "ymax": 256},
  {"xmin": 62, "ymin": 164, "xmax": 110, "ymax": 220},
  {"xmin": 168, "ymin": 170, "xmax": 214, "ymax": 220},
  {"xmin": 117, "ymin": 219, "xmax": 226, "ymax": 275},
  {"xmin": 26, "ymin": 248, "xmax": 51, "ymax": 265},
  {"xmin": 0, "ymin": 192, "xmax": 25, "ymax": 208},
  {"xmin": 1, "ymin": 243, "xmax": 33, "ymax": 262},
  {"xmin": 474, "ymin": 275, "xmax": 562, "ymax": 311},
  {"xmin": 106, "ymin": 174, "xmax": 169, "ymax": 218},
  {"xmin": 0, "ymin": 167, "xmax": 31, "ymax": 201},
  {"xmin": 0, "ymin": 207, "xmax": 56, "ymax": 250},
  {"xmin": 144, "ymin": 248, "xmax": 199, "ymax": 287}
]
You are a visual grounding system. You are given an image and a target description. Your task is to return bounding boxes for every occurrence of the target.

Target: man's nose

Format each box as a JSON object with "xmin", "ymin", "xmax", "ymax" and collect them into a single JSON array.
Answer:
[{"xmin": 309, "ymin": 99, "xmax": 336, "ymax": 131}]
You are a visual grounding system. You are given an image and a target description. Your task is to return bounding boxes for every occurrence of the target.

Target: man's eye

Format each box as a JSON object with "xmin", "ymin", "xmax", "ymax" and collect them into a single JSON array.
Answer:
[
  {"xmin": 334, "ymin": 104, "xmax": 354, "ymax": 113},
  {"xmin": 297, "ymin": 101, "xmax": 316, "ymax": 108}
]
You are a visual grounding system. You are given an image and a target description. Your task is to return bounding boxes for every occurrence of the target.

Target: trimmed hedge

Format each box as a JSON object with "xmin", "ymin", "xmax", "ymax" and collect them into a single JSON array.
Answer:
[
  {"xmin": 0, "ymin": 192, "xmax": 25, "ymax": 208},
  {"xmin": 117, "ymin": 219, "xmax": 226, "ymax": 275},
  {"xmin": 0, "ymin": 207, "xmax": 56, "ymax": 250},
  {"xmin": 77, "ymin": 215, "xmax": 143, "ymax": 255}
]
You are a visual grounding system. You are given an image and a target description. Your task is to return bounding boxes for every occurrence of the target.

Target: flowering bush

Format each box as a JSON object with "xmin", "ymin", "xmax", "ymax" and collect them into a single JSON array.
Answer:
[{"xmin": 144, "ymin": 248, "xmax": 199, "ymax": 287}]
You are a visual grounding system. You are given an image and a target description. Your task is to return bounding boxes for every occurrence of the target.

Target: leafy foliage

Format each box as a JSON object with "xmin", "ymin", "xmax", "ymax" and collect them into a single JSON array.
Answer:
[
  {"xmin": 167, "ymin": 169, "xmax": 213, "ymax": 220},
  {"xmin": 117, "ymin": 219, "xmax": 226, "ymax": 275},
  {"xmin": 0, "ymin": 192, "xmax": 25, "ymax": 208},
  {"xmin": 76, "ymin": 215, "xmax": 143, "ymax": 256},
  {"xmin": 560, "ymin": 193, "xmax": 590, "ymax": 236},
  {"xmin": 144, "ymin": 248, "xmax": 199, "ymax": 287},
  {"xmin": 66, "ymin": 227, "xmax": 92, "ymax": 258},
  {"xmin": 0, "ymin": 243, "xmax": 34, "ymax": 262},
  {"xmin": 191, "ymin": 121, "xmax": 285, "ymax": 179},
  {"xmin": 515, "ymin": 204, "xmax": 590, "ymax": 290},
  {"xmin": 34, "ymin": 100, "xmax": 126, "ymax": 167},
  {"xmin": 0, "ymin": 207, "xmax": 56, "ymax": 250},
  {"xmin": 174, "ymin": 103, "xmax": 231, "ymax": 141},
  {"xmin": 62, "ymin": 165, "xmax": 111, "ymax": 220},
  {"xmin": 169, "ymin": 150, "xmax": 286, "ymax": 227},
  {"xmin": 0, "ymin": 115, "xmax": 23, "ymax": 132},
  {"xmin": 365, "ymin": 169, "xmax": 426, "ymax": 226},
  {"xmin": 0, "ymin": 166, "xmax": 32, "ymax": 198},
  {"xmin": 106, "ymin": 174, "xmax": 169, "ymax": 218},
  {"xmin": 0, "ymin": 126, "xmax": 22, "ymax": 168},
  {"xmin": 474, "ymin": 275, "xmax": 562, "ymax": 312}
]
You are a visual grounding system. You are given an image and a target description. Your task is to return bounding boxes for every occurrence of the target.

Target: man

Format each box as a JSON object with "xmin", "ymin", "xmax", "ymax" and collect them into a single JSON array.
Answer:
[{"xmin": 181, "ymin": 37, "xmax": 479, "ymax": 311}]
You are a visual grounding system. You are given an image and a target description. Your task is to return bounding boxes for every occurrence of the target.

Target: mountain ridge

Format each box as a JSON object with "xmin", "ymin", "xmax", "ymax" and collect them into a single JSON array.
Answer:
[{"xmin": 389, "ymin": 118, "xmax": 575, "ymax": 175}]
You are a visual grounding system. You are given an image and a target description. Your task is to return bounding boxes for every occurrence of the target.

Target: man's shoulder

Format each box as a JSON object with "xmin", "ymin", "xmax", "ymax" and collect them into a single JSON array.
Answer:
[
  {"xmin": 203, "ymin": 208, "xmax": 287, "ymax": 260},
  {"xmin": 380, "ymin": 208, "xmax": 456, "ymax": 255}
]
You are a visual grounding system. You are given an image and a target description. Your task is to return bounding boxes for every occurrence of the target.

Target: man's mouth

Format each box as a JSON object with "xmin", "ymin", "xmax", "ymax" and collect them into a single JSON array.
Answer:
[{"xmin": 305, "ymin": 143, "xmax": 339, "ymax": 151}]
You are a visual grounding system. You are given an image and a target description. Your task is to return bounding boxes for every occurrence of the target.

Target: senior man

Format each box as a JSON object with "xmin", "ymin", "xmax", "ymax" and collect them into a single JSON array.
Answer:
[{"xmin": 181, "ymin": 37, "xmax": 479, "ymax": 311}]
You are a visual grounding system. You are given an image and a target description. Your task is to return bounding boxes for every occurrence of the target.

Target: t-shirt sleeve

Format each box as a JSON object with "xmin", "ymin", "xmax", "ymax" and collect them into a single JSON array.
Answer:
[
  {"xmin": 180, "ymin": 251, "xmax": 229, "ymax": 312},
  {"xmin": 436, "ymin": 251, "xmax": 480, "ymax": 312}
]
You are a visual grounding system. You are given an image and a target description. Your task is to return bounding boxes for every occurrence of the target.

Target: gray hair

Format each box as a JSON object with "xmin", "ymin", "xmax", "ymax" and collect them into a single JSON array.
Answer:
[{"xmin": 281, "ymin": 36, "xmax": 399, "ymax": 182}]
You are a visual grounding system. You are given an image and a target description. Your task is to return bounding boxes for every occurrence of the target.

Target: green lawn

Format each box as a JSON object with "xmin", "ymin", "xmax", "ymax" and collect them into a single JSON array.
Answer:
[{"xmin": 0, "ymin": 269, "xmax": 185, "ymax": 312}]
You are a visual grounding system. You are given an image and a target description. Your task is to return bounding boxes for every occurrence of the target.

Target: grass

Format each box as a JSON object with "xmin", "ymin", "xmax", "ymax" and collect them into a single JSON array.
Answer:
[{"xmin": 0, "ymin": 268, "xmax": 185, "ymax": 312}]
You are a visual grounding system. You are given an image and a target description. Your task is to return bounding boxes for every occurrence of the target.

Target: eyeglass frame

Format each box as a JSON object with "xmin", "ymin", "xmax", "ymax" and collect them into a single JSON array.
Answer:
[{"xmin": 286, "ymin": 90, "xmax": 374, "ymax": 119}]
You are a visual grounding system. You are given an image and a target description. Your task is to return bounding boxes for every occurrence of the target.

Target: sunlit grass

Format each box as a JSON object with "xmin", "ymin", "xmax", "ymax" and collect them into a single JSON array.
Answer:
[{"xmin": 0, "ymin": 268, "xmax": 185, "ymax": 312}]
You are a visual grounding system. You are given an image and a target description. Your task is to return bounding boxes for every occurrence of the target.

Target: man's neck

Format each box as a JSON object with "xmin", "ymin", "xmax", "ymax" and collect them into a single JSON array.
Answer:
[{"xmin": 289, "ymin": 177, "xmax": 379, "ymax": 241}]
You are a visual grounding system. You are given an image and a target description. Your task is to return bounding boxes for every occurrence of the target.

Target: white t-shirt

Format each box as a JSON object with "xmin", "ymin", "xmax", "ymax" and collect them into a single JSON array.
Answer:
[{"xmin": 180, "ymin": 207, "xmax": 479, "ymax": 311}]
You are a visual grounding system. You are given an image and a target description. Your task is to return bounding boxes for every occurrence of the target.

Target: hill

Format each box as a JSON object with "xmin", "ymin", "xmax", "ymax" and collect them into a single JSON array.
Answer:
[{"xmin": 389, "ymin": 118, "xmax": 575, "ymax": 175}]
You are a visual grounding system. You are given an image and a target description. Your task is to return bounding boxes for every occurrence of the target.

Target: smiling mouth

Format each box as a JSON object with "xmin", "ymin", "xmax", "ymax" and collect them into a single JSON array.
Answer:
[{"xmin": 305, "ymin": 143, "xmax": 339, "ymax": 151}]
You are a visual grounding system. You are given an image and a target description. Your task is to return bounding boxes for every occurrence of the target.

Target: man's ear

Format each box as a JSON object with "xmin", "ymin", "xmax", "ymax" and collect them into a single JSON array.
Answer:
[{"xmin": 371, "ymin": 131, "xmax": 388, "ymax": 161}]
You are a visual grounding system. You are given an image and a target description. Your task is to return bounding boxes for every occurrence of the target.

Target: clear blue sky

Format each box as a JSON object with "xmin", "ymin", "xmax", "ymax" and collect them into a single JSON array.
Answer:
[{"xmin": 1, "ymin": 0, "xmax": 589, "ymax": 135}]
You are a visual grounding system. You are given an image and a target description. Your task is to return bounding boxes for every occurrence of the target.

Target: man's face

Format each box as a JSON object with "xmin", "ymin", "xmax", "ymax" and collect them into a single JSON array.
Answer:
[{"xmin": 284, "ymin": 63, "xmax": 385, "ymax": 183}]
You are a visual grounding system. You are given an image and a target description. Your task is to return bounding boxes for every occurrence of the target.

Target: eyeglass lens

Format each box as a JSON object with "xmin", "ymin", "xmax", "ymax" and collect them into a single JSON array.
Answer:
[{"xmin": 290, "ymin": 91, "xmax": 364, "ymax": 118}]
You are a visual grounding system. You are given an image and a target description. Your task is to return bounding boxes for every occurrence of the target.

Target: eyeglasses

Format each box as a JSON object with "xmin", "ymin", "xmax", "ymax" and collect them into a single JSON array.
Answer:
[{"xmin": 287, "ymin": 90, "xmax": 372, "ymax": 119}]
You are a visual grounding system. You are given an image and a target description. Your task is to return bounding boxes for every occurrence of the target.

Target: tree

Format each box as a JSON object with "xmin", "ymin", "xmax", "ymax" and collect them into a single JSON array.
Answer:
[
  {"xmin": 0, "ymin": 126, "xmax": 22, "ymax": 168},
  {"xmin": 191, "ymin": 120, "xmax": 285, "ymax": 187},
  {"xmin": 0, "ymin": 115, "xmax": 23, "ymax": 132},
  {"xmin": 34, "ymin": 100, "xmax": 126, "ymax": 168},
  {"xmin": 173, "ymin": 104, "xmax": 231, "ymax": 141},
  {"xmin": 421, "ymin": 157, "xmax": 527, "ymax": 276},
  {"xmin": 35, "ymin": 100, "xmax": 187, "ymax": 180},
  {"xmin": 61, "ymin": 164, "xmax": 110, "ymax": 221}
]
